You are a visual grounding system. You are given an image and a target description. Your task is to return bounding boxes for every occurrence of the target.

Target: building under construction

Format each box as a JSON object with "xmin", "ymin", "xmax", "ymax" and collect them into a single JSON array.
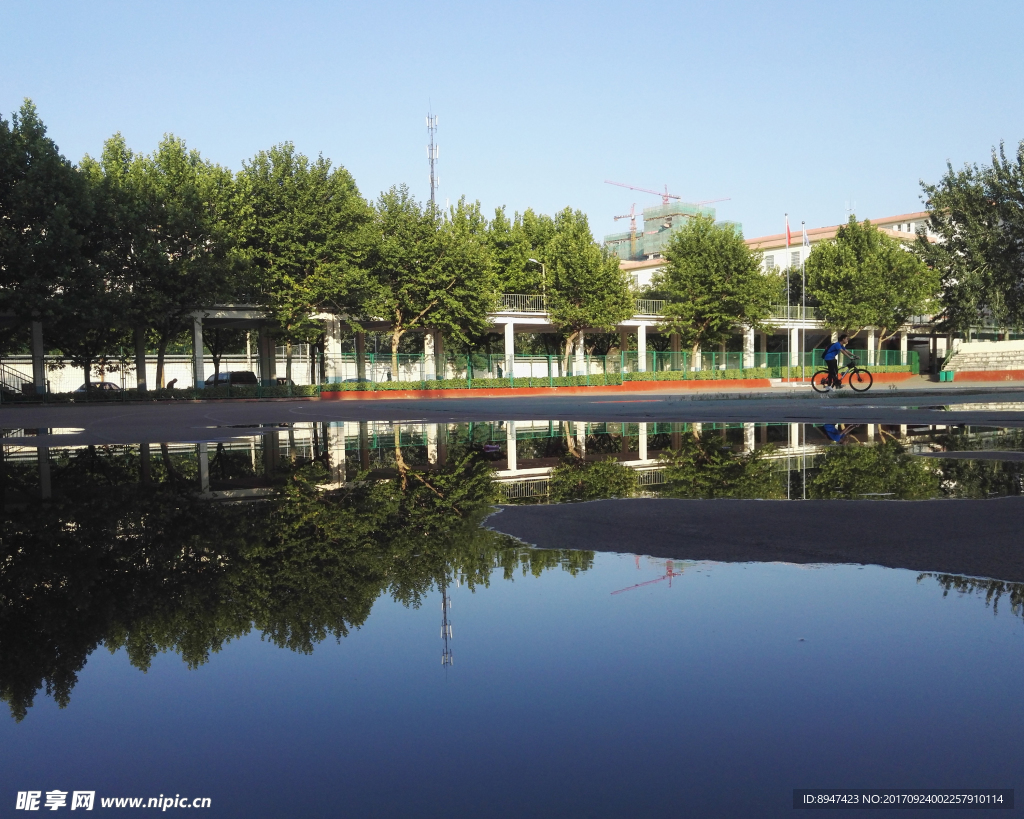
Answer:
[{"xmin": 603, "ymin": 201, "xmax": 741, "ymax": 262}]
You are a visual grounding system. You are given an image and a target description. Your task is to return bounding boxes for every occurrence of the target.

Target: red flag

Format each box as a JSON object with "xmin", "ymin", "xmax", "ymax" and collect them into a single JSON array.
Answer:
[{"xmin": 785, "ymin": 214, "xmax": 791, "ymax": 248}]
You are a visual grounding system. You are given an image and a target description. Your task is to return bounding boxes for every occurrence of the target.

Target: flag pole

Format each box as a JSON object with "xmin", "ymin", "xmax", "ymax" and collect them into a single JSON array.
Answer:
[{"xmin": 801, "ymin": 221, "xmax": 806, "ymax": 383}]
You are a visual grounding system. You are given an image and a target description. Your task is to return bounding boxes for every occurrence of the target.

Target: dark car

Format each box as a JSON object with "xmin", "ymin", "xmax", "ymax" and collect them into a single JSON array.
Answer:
[
  {"xmin": 343, "ymin": 377, "xmax": 373, "ymax": 383},
  {"xmin": 205, "ymin": 371, "xmax": 259, "ymax": 387},
  {"xmin": 73, "ymin": 382, "xmax": 122, "ymax": 395}
]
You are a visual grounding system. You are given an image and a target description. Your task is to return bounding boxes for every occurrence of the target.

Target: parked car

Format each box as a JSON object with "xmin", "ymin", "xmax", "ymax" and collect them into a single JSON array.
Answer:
[
  {"xmin": 73, "ymin": 382, "xmax": 122, "ymax": 395},
  {"xmin": 205, "ymin": 371, "xmax": 259, "ymax": 387},
  {"xmin": 343, "ymin": 377, "xmax": 373, "ymax": 383}
]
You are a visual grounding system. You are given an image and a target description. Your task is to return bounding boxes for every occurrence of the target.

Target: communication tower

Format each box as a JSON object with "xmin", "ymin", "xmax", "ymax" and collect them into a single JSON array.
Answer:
[{"xmin": 427, "ymin": 113, "xmax": 439, "ymax": 206}]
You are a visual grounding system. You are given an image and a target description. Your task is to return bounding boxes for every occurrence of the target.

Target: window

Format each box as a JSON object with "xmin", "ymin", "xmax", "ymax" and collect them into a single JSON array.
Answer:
[
  {"xmin": 791, "ymin": 251, "xmax": 801, "ymax": 268},
  {"xmin": 764, "ymin": 255, "xmax": 775, "ymax": 270}
]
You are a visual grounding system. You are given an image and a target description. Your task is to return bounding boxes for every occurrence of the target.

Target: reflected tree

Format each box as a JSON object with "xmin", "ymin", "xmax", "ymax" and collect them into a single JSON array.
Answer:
[
  {"xmin": 548, "ymin": 456, "xmax": 639, "ymax": 503},
  {"xmin": 658, "ymin": 433, "xmax": 785, "ymax": 499},
  {"xmin": 0, "ymin": 446, "xmax": 592, "ymax": 721},
  {"xmin": 809, "ymin": 440, "xmax": 940, "ymax": 499}
]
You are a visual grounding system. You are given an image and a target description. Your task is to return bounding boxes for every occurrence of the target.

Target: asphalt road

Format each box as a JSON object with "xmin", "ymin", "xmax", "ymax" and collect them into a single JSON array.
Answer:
[
  {"xmin": 486, "ymin": 497, "xmax": 1024, "ymax": 583},
  {"xmin": 2, "ymin": 386, "xmax": 1024, "ymax": 447}
]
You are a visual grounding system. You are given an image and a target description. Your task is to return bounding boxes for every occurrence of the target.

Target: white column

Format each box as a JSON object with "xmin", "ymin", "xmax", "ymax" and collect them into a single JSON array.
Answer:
[
  {"xmin": 759, "ymin": 332, "xmax": 768, "ymax": 367},
  {"xmin": 31, "ymin": 321, "xmax": 46, "ymax": 394},
  {"xmin": 192, "ymin": 315, "xmax": 205, "ymax": 388},
  {"xmin": 743, "ymin": 423, "xmax": 755, "ymax": 453},
  {"xmin": 638, "ymin": 422, "xmax": 648, "ymax": 461},
  {"xmin": 575, "ymin": 332, "xmax": 585, "ymax": 375},
  {"xmin": 899, "ymin": 331, "xmax": 908, "ymax": 367},
  {"xmin": 506, "ymin": 421, "xmax": 517, "ymax": 472},
  {"xmin": 789, "ymin": 423, "xmax": 800, "ymax": 449},
  {"xmin": 424, "ymin": 331, "xmax": 435, "ymax": 380},
  {"xmin": 867, "ymin": 329, "xmax": 876, "ymax": 367},
  {"xmin": 637, "ymin": 324, "xmax": 647, "ymax": 372},
  {"xmin": 198, "ymin": 443, "xmax": 210, "ymax": 494},
  {"xmin": 866, "ymin": 424, "xmax": 876, "ymax": 442},
  {"xmin": 427, "ymin": 423, "xmax": 438, "ymax": 465},
  {"xmin": 789, "ymin": 327, "xmax": 800, "ymax": 368},
  {"xmin": 328, "ymin": 423, "xmax": 346, "ymax": 484},
  {"xmin": 503, "ymin": 322, "xmax": 515, "ymax": 378},
  {"xmin": 742, "ymin": 327, "xmax": 754, "ymax": 370},
  {"xmin": 693, "ymin": 345, "xmax": 701, "ymax": 371},
  {"xmin": 576, "ymin": 421, "xmax": 587, "ymax": 457},
  {"xmin": 431, "ymin": 330, "xmax": 445, "ymax": 379}
]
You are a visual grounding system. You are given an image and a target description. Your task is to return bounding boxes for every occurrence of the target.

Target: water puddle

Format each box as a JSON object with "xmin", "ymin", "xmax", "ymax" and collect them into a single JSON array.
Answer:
[{"xmin": 2, "ymin": 418, "xmax": 1021, "ymax": 816}]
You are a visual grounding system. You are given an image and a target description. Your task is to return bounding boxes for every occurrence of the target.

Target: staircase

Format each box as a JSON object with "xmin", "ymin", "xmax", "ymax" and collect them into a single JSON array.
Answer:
[
  {"xmin": 0, "ymin": 362, "xmax": 33, "ymax": 400},
  {"xmin": 943, "ymin": 340, "xmax": 1024, "ymax": 372}
]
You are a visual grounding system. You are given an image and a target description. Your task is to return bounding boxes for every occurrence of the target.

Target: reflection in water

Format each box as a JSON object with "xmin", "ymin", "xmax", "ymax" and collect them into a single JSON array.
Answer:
[
  {"xmin": 2, "ymin": 419, "xmax": 1022, "ymax": 721},
  {"xmin": 0, "ymin": 441, "xmax": 591, "ymax": 721}
]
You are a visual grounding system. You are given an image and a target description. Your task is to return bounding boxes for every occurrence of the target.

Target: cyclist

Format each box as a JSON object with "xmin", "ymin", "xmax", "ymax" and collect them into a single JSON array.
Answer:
[{"xmin": 822, "ymin": 334, "xmax": 855, "ymax": 390}]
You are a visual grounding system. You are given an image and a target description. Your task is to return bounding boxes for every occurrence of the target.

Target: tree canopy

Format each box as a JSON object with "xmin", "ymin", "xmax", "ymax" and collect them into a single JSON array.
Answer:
[
  {"xmin": 359, "ymin": 186, "xmax": 496, "ymax": 373},
  {"xmin": 545, "ymin": 208, "xmax": 634, "ymax": 368},
  {"xmin": 806, "ymin": 217, "xmax": 938, "ymax": 342},
  {"xmin": 653, "ymin": 215, "xmax": 778, "ymax": 356},
  {"xmin": 920, "ymin": 140, "xmax": 1024, "ymax": 333}
]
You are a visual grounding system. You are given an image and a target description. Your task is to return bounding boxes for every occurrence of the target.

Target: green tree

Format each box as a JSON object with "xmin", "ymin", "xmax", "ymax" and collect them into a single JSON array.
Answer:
[
  {"xmin": 546, "ymin": 208, "xmax": 634, "ymax": 371},
  {"xmin": 236, "ymin": 143, "xmax": 370, "ymax": 383},
  {"xmin": 808, "ymin": 440, "xmax": 939, "ymax": 499},
  {"xmin": 920, "ymin": 141, "xmax": 1024, "ymax": 333},
  {"xmin": 0, "ymin": 100, "xmax": 103, "ymax": 377},
  {"xmin": 548, "ymin": 456, "xmax": 639, "ymax": 502},
  {"xmin": 658, "ymin": 432, "xmax": 784, "ymax": 498},
  {"xmin": 806, "ymin": 217, "xmax": 938, "ymax": 343},
  {"xmin": 486, "ymin": 207, "xmax": 554, "ymax": 294},
  {"xmin": 360, "ymin": 186, "xmax": 496, "ymax": 376},
  {"xmin": 653, "ymin": 215, "xmax": 778, "ymax": 359}
]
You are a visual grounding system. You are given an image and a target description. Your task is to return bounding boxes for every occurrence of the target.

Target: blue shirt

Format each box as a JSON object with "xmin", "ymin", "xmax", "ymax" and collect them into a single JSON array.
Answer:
[{"xmin": 823, "ymin": 341, "xmax": 845, "ymax": 361}]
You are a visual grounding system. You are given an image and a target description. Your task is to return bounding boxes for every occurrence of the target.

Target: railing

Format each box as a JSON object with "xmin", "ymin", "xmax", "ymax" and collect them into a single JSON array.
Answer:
[
  {"xmin": 0, "ymin": 362, "xmax": 33, "ymax": 398},
  {"xmin": 635, "ymin": 299, "xmax": 665, "ymax": 315},
  {"xmin": 0, "ymin": 349, "xmax": 920, "ymax": 403},
  {"xmin": 500, "ymin": 294, "xmax": 547, "ymax": 313},
  {"xmin": 769, "ymin": 305, "xmax": 820, "ymax": 321}
]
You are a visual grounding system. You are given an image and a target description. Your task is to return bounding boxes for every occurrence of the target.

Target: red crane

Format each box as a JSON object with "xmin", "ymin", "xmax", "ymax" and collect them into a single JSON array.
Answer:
[
  {"xmin": 613, "ymin": 203, "xmax": 638, "ymax": 256},
  {"xmin": 611, "ymin": 560, "xmax": 683, "ymax": 594},
  {"xmin": 604, "ymin": 179, "xmax": 730, "ymax": 208}
]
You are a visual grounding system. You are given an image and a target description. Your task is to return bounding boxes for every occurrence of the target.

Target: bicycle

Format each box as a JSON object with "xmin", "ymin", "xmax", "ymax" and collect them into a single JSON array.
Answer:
[{"xmin": 811, "ymin": 358, "xmax": 873, "ymax": 393}]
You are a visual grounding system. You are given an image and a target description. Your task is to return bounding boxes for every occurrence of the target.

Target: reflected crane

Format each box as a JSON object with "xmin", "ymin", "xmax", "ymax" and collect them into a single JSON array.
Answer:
[{"xmin": 611, "ymin": 560, "xmax": 684, "ymax": 594}]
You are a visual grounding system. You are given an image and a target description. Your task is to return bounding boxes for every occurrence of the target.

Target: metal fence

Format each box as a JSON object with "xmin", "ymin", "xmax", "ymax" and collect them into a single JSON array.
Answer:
[{"xmin": 0, "ymin": 348, "xmax": 918, "ymax": 403}]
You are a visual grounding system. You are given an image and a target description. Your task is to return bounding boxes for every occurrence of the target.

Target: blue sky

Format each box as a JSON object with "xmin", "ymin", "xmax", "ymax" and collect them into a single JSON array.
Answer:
[{"xmin": 3, "ymin": 0, "xmax": 1023, "ymax": 239}]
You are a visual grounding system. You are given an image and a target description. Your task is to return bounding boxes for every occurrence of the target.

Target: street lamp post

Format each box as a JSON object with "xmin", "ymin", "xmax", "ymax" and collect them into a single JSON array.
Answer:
[{"xmin": 527, "ymin": 258, "xmax": 546, "ymax": 303}]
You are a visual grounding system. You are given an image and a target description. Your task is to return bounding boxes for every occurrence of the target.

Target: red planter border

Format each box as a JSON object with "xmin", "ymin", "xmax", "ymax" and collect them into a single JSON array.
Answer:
[{"xmin": 949, "ymin": 370, "xmax": 1024, "ymax": 382}]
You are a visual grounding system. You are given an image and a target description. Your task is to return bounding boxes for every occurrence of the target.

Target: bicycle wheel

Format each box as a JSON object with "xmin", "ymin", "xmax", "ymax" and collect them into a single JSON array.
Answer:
[
  {"xmin": 847, "ymin": 368, "xmax": 873, "ymax": 392},
  {"xmin": 811, "ymin": 370, "xmax": 831, "ymax": 393}
]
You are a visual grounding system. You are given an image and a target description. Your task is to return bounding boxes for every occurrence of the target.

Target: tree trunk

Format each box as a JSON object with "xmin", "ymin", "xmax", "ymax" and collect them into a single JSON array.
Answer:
[
  {"xmin": 156, "ymin": 335, "xmax": 170, "ymax": 388},
  {"xmin": 285, "ymin": 341, "xmax": 293, "ymax": 386},
  {"xmin": 391, "ymin": 328, "xmax": 404, "ymax": 382},
  {"xmin": 82, "ymin": 358, "xmax": 92, "ymax": 392},
  {"xmin": 563, "ymin": 331, "xmax": 578, "ymax": 375},
  {"xmin": 134, "ymin": 327, "xmax": 148, "ymax": 393}
]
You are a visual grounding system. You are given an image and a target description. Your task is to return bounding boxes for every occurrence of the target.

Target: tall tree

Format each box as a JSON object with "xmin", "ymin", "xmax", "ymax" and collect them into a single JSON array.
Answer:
[
  {"xmin": 653, "ymin": 215, "xmax": 778, "ymax": 359},
  {"xmin": 360, "ymin": 186, "xmax": 495, "ymax": 376},
  {"xmin": 236, "ymin": 143, "xmax": 370, "ymax": 383},
  {"xmin": 0, "ymin": 100, "xmax": 95, "ymax": 357},
  {"xmin": 920, "ymin": 140, "xmax": 1024, "ymax": 334},
  {"xmin": 806, "ymin": 216, "xmax": 938, "ymax": 342},
  {"xmin": 486, "ymin": 207, "xmax": 552, "ymax": 294},
  {"xmin": 545, "ymin": 208, "xmax": 633, "ymax": 370}
]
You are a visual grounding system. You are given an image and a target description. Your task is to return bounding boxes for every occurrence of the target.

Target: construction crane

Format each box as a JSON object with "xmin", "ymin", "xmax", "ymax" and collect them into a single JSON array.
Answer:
[
  {"xmin": 613, "ymin": 203, "xmax": 638, "ymax": 257},
  {"xmin": 604, "ymin": 180, "xmax": 731, "ymax": 209},
  {"xmin": 610, "ymin": 560, "xmax": 683, "ymax": 594}
]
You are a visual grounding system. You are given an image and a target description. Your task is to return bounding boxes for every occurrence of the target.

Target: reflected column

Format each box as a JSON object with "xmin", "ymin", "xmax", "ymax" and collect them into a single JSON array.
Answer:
[
  {"xmin": 328, "ymin": 423, "xmax": 346, "ymax": 484},
  {"xmin": 638, "ymin": 423, "xmax": 647, "ymax": 461},
  {"xmin": 37, "ymin": 446, "xmax": 51, "ymax": 500},
  {"xmin": 743, "ymin": 423, "xmax": 755, "ymax": 453},
  {"xmin": 140, "ymin": 442, "xmax": 151, "ymax": 484},
  {"xmin": 198, "ymin": 443, "xmax": 210, "ymax": 494},
  {"xmin": 427, "ymin": 423, "xmax": 438, "ymax": 465},
  {"xmin": 358, "ymin": 422, "xmax": 370, "ymax": 470},
  {"xmin": 506, "ymin": 421, "xmax": 517, "ymax": 472}
]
